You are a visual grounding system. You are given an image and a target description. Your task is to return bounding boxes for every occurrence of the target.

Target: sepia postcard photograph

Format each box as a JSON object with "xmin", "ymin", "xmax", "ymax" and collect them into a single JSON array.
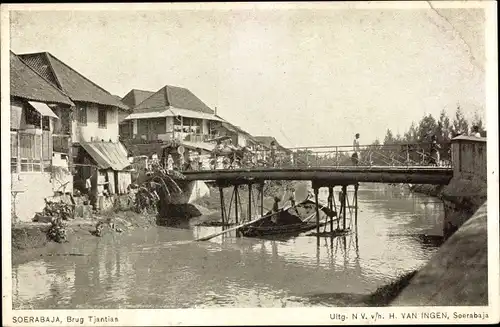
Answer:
[{"xmin": 1, "ymin": 1, "xmax": 498, "ymax": 326}]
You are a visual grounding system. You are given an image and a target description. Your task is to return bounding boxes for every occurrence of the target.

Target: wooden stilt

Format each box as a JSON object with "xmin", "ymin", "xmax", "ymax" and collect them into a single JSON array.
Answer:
[
  {"xmin": 260, "ymin": 183, "xmax": 264, "ymax": 217},
  {"xmin": 234, "ymin": 185, "xmax": 240, "ymax": 237},
  {"xmin": 314, "ymin": 187, "xmax": 320, "ymax": 235},
  {"xmin": 354, "ymin": 183, "xmax": 359, "ymax": 226},
  {"xmin": 328, "ymin": 186, "xmax": 334, "ymax": 233},
  {"xmin": 219, "ymin": 187, "xmax": 225, "ymax": 227},
  {"xmin": 342, "ymin": 185, "xmax": 347, "ymax": 230},
  {"xmin": 248, "ymin": 184, "xmax": 252, "ymax": 221}
]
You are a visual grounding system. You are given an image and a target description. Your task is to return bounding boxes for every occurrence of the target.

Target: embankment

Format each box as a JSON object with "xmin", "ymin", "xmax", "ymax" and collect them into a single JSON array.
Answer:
[
  {"xmin": 390, "ymin": 201, "xmax": 488, "ymax": 306},
  {"xmin": 411, "ymin": 176, "xmax": 486, "ymax": 238}
]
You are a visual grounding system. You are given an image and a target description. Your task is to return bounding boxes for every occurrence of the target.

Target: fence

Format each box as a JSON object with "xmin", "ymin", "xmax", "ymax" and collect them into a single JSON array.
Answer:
[{"xmin": 177, "ymin": 142, "xmax": 453, "ymax": 171}]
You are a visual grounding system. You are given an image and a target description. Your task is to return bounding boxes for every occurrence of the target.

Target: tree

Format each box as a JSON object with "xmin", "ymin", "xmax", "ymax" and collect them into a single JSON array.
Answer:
[
  {"xmin": 417, "ymin": 114, "xmax": 438, "ymax": 142},
  {"xmin": 451, "ymin": 105, "xmax": 469, "ymax": 136},
  {"xmin": 470, "ymin": 110, "xmax": 486, "ymax": 135},
  {"xmin": 403, "ymin": 122, "xmax": 418, "ymax": 143},
  {"xmin": 436, "ymin": 109, "xmax": 451, "ymax": 142},
  {"xmin": 383, "ymin": 129, "xmax": 395, "ymax": 145}
]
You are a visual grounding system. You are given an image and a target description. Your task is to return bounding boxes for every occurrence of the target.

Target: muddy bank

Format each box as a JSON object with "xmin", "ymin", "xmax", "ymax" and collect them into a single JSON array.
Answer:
[{"xmin": 11, "ymin": 210, "xmax": 157, "ymax": 265}]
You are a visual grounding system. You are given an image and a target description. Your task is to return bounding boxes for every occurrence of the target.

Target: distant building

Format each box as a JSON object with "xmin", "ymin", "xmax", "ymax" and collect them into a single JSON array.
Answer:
[
  {"xmin": 119, "ymin": 89, "xmax": 155, "ymax": 138},
  {"xmin": 214, "ymin": 120, "xmax": 259, "ymax": 150},
  {"xmin": 19, "ymin": 51, "xmax": 132, "ymax": 208},
  {"xmin": 10, "ymin": 51, "xmax": 75, "ymax": 221}
]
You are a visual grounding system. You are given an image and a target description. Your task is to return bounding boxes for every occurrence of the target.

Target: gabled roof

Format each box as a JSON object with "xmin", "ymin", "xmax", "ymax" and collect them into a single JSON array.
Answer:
[
  {"xmin": 19, "ymin": 52, "xmax": 128, "ymax": 110},
  {"xmin": 133, "ymin": 85, "xmax": 214, "ymax": 114},
  {"xmin": 121, "ymin": 89, "xmax": 155, "ymax": 109},
  {"xmin": 10, "ymin": 51, "xmax": 74, "ymax": 106}
]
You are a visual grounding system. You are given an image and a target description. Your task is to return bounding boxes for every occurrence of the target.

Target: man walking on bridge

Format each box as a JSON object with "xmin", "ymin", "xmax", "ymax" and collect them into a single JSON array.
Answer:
[{"xmin": 352, "ymin": 133, "xmax": 360, "ymax": 166}]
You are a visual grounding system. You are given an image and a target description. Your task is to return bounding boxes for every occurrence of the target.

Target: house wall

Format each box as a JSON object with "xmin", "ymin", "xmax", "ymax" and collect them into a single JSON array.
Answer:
[
  {"xmin": 72, "ymin": 103, "xmax": 119, "ymax": 143},
  {"xmin": 11, "ymin": 173, "xmax": 53, "ymax": 222}
]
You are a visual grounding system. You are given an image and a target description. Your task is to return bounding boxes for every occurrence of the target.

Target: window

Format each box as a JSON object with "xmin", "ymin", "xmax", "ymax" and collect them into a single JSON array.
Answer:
[
  {"xmin": 77, "ymin": 105, "xmax": 87, "ymax": 125},
  {"xmin": 98, "ymin": 106, "xmax": 107, "ymax": 128},
  {"xmin": 19, "ymin": 132, "xmax": 42, "ymax": 172}
]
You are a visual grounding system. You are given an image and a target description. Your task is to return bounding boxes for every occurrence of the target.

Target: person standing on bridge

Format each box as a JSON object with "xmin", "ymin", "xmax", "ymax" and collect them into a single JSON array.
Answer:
[{"xmin": 352, "ymin": 133, "xmax": 361, "ymax": 166}]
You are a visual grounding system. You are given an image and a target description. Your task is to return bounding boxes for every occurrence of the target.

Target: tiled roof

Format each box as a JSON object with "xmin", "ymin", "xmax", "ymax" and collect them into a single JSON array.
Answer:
[
  {"xmin": 10, "ymin": 51, "xmax": 74, "ymax": 106},
  {"xmin": 19, "ymin": 52, "xmax": 128, "ymax": 110},
  {"xmin": 121, "ymin": 89, "xmax": 155, "ymax": 109},
  {"xmin": 133, "ymin": 85, "xmax": 214, "ymax": 114}
]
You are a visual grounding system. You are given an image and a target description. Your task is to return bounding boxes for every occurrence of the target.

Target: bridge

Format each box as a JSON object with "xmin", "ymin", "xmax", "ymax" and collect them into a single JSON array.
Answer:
[
  {"xmin": 178, "ymin": 142, "xmax": 454, "ymax": 185},
  {"xmin": 167, "ymin": 142, "xmax": 456, "ymax": 238}
]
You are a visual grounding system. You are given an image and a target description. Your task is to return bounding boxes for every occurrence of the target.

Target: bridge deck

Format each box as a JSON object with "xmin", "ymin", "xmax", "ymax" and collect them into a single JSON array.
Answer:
[{"xmin": 180, "ymin": 166, "xmax": 453, "ymax": 185}]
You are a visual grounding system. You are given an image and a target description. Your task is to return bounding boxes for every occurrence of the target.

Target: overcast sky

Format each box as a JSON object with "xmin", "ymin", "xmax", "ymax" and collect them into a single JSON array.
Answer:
[{"xmin": 9, "ymin": 4, "xmax": 486, "ymax": 147}]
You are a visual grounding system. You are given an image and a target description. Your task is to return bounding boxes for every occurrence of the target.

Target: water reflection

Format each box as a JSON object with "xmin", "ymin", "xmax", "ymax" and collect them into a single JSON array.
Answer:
[{"xmin": 13, "ymin": 184, "xmax": 444, "ymax": 309}]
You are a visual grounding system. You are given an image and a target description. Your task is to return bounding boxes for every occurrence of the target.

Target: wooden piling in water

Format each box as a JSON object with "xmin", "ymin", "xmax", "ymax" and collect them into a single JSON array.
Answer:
[
  {"xmin": 314, "ymin": 187, "xmax": 320, "ymax": 235},
  {"xmin": 328, "ymin": 186, "xmax": 334, "ymax": 233},
  {"xmin": 342, "ymin": 185, "xmax": 347, "ymax": 230},
  {"xmin": 260, "ymin": 182, "xmax": 264, "ymax": 217},
  {"xmin": 234, "ymin": 185, "xmax": 240, "ymax": 237},
  {"xmin": 354, "ymin": 183, "xmax": 359, "ymax": 226},
  {"xmin": 219, "ymin": 187, "xmax": 225, "ymax": 228},
  {"xmin": 248, "ymin": 183, "xmax": 252, "ymax": 222}
]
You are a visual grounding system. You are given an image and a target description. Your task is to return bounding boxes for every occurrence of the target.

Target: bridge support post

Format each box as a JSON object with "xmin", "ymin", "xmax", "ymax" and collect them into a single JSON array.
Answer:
[
  {"xmin": 219, "ymin": 186, "xmax": 225, "ymax": 228},
  {"xmin": 314, "ymin": 186, "xmax": 320, "ymax": 236},
  {"xmin": 342, "ymin": 185, "xmax": 347, "ymax": 230},
  {"xmin": 234, "ymin": 185, "xmax": 240, "ymax": 237},
  {"xmin": 354, "ymin": 183, "xmax": 359, "ymax": 226},
  {"xmin": 328, "ymin": 186, "xmax": 334, "ymax": 233},
  {"xmin": 260, "ymin": 182, "xmax": 264, "ymax": 217},
  {"xmin": 248, "ymin": 183, "xmax": 252, "ymax": 221}
]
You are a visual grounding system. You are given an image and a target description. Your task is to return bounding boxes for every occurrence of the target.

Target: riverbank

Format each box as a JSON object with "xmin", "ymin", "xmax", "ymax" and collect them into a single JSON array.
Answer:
[
  {"xmin": 391, "ymin": 201, "xmax": 488, "ymax": 306},
  {"xmin": 11, "ymin": 210, "xmax": 157, "ymax": 265}
]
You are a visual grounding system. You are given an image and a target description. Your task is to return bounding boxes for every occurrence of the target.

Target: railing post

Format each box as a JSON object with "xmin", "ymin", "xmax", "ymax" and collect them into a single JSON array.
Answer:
[{"xmin": 336, "ymin": 146, "xmax": 339, "ymax": 167}]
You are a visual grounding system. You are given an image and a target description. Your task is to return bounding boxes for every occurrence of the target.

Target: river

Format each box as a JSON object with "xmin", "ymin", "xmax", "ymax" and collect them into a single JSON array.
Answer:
[{"xmin": 12, "ymin": 183, "xmax": 444, "ymax": 309}]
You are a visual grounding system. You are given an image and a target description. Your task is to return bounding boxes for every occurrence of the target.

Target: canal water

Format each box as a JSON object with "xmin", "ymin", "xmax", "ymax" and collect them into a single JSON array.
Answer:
[{"xmin": 12, "ymin": 184, "xmax": 444, "ymax": 309}]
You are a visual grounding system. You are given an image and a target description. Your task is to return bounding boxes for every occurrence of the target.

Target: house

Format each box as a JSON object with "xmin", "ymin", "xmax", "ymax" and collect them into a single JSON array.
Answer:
[
  {"xmin": 19, "ymin": 51, "xmax": 133, "ymax": 209},
  {"xmin": 120, "ymin": 85, "xmax": 226, "ymax": 157},
  {"xmin": 10, "ymin": 51, "xmax": 75, "ymax": 221}
]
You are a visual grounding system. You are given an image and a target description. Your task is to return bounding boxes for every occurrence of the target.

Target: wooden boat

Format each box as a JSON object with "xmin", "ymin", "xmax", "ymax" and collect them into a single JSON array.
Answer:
[{"xmin": 239, "ymin": 199, "xmax": 337, "ymax": 238}]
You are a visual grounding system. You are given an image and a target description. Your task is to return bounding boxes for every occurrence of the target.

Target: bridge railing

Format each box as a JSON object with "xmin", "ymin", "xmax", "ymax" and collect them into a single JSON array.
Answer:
[{"xmin": 179, "ymin": 142, "xmax": 452, "ymax": 171}]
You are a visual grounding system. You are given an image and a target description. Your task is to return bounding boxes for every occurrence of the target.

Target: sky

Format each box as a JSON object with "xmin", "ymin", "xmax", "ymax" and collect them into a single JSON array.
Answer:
[{"xmin": 8, "ymin": 4, "xmax": 487, "ymax": 148}]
